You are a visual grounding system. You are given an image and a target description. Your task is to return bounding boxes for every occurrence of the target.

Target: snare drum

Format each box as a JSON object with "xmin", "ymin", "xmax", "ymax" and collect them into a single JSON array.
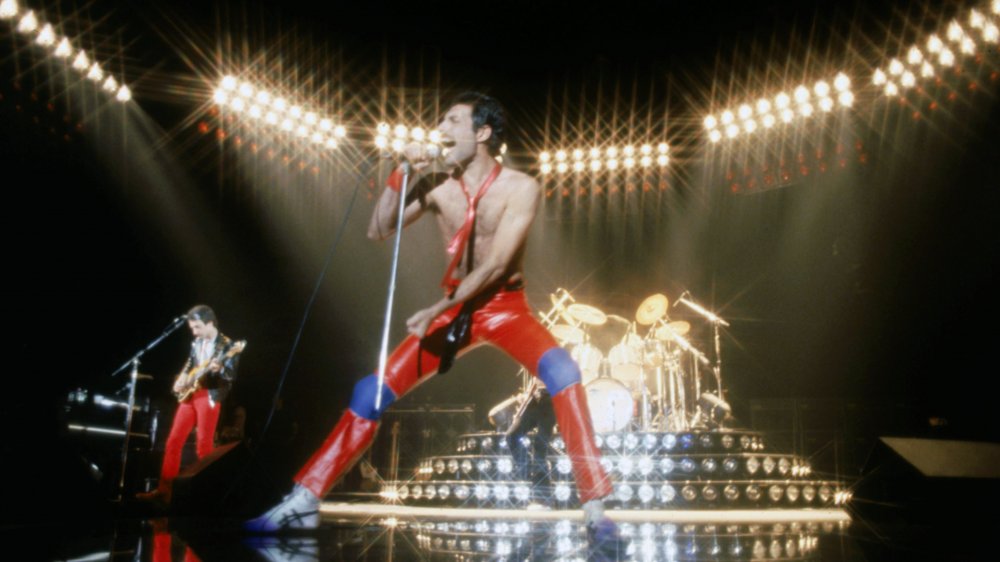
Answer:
[
  {"xmin": 585, "ymin": 378, "xmax": 634, "ymax": 433},
  {"xmin": 570, "ymin": 343, "xmax": 603, "ymax": 384},
  {"xmin": 607, "ymin": 334, "xmax": 643, "ymax": 386}
]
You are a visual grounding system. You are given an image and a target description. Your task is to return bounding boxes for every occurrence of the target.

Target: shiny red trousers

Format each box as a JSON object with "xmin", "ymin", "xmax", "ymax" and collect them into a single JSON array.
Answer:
[
  {"xmin": 295, "ymin": 288, "xmax": 612, "ymax": 503},
  {"xmin": 159, "ymin": 389, "xmax": 220, "ymax": 488}
]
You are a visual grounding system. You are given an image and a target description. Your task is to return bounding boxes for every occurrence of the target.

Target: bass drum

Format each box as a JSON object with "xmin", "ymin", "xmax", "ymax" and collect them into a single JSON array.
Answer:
[
  {"xmin": 585, "ymin": 378, "xmax": 634, "ymax": 433},
  {"xmin": 570, "ymin": 343, "xmax": 603, "ymax": 384}
]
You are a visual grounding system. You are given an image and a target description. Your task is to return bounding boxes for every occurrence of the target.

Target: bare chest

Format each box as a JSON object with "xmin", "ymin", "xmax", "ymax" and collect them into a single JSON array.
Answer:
[{"xmin": 432, "ymin": 182, "xmax": 508, "ymax": 241}]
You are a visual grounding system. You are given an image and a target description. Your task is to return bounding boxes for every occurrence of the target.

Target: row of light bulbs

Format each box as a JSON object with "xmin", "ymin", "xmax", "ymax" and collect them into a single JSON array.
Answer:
[
  {"xmin": 1, "ymin": 0, "xmax": 131, "ymax": 101},
  {"xmin": 874, "ymin": 6, "xmax": 1000, "ymax": 97},
  {"xmin": 538, "ymin": 143, "xmax": 670, "ymax": 174},
  {"xmin": 214, "ymin": 76, "xmax": 348, "ymax": 150},
  {"xmin": 704, "ymin": 74, "xmax": 854, "ymax": 143}
]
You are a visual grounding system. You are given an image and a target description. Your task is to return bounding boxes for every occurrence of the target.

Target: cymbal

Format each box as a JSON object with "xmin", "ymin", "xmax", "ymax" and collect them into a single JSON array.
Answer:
[
  {"xmin": 635, "ymin": 293, "xmax": 669, "ymax": 325},
  {"xmin": 566, "ymin": 303, "xmax": 608, "ymax": 326},
  {"xmin": 655, "ymin": 320, "xmax": 691, "ymax": 341},
  {"xmin": 549, "ymin": 324, "xmax": 584, "ymax": 345}
]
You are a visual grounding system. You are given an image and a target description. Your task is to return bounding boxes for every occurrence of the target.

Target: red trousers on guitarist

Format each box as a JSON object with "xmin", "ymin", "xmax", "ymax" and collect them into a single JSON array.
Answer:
[{"xmin": 161, "ymin": 388, "xmax": 221, "ymax": 485}]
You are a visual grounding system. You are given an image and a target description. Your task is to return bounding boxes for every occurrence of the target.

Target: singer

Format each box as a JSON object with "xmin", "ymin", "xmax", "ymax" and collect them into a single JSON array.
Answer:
[
  {"xmin": 247, "ymin": 92, "xmax": 620, "ymax": 543},
  {"xmin": 136, "ymin": 304, "xmax": 242, "ymax": 506}
]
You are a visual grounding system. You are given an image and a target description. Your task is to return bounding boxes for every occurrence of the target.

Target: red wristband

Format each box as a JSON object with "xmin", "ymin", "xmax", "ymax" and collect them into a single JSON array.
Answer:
[{"xmin": 386, "ymin": 168, "xmax": 404, "ymax": 192}]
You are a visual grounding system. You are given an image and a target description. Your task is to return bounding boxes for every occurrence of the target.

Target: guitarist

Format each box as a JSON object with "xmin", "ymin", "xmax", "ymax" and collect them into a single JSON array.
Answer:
[{"xmin": 137, "ymin": 304, "xmax": 242, "ymax": 505}]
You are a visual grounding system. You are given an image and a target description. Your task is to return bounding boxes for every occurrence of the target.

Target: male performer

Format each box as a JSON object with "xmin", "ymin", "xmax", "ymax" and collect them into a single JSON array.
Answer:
[
  {"xmin": 138, "ymin": 304, "xmax": 242, "ymax": 504},
  {"xmin": 247, "ymin": 93, "xmax": 619, "ymax": 540}
]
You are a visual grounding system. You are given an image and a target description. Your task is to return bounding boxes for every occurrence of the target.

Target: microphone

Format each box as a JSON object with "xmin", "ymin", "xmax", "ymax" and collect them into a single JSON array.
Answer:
[
  {"xmin": 172, "ymin": 314, "xmax": 189, "ymax": 323},
  {"xmin": 677, "ymin": 293, "xmax": 730, "ymax": 327}
]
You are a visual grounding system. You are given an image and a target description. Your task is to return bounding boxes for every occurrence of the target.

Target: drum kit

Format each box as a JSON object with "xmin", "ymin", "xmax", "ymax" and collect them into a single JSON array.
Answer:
[{"xmin": 540, "ymin": 289, "xmax": 729, "ymax": 433}]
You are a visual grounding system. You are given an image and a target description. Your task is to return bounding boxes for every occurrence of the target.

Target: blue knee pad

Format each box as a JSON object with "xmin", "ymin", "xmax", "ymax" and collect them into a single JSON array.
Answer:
[
  {"xmin": 537, "ymin": 347, "xmax": 581, "ymax": 395},
  {"xmin": 349, "ymin": 374, "xmax": 397, "ymax": 421}
]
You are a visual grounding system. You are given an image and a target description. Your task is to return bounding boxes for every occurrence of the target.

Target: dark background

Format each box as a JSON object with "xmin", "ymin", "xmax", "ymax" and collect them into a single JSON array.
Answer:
[{"xmin": 2, "ymin": 0, "xmax": 998, "ymax": 522}]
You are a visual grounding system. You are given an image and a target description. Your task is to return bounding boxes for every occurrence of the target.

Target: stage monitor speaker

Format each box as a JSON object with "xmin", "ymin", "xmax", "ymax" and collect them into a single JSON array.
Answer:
[
  {"xmin": 855, "ymin": 437, "xmax": 1000, "ymax": 525},
  {"xmin": 170, "ymin": 441, "xmax": 250, "ymax": 514}
]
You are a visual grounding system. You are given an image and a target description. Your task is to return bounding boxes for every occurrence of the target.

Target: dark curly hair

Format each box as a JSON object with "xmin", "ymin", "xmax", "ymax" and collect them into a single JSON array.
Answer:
[{"xmin": 449, "ymin": 91, "xmax": 506, "ymax": 156}]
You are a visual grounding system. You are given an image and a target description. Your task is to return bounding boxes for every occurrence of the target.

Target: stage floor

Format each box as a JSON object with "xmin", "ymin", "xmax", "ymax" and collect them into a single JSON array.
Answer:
[{"xmin": 18, "ymin": 502, "xmax": 995, "ymax": 562}]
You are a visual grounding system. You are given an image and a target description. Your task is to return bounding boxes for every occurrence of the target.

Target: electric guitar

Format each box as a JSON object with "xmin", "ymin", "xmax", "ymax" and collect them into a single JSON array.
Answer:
[{"xmin": 173, "ymin": 340, "xmax": 246, "ymax": 402}]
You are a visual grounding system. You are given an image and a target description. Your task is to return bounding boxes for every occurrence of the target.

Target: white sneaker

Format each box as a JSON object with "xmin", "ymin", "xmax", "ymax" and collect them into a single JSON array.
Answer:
[{"xmin": 244, "ymin": 484, "xmax": 320, "ymax": 533}]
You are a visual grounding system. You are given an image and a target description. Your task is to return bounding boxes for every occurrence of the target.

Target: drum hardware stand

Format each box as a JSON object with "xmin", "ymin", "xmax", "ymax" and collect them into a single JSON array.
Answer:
[
  {"xmin": 108, "ymin": 314, "xmax": 187, "ymax": 502},
  {"xmin": 677, "ymin": 292, "xmax": 730, "ymax": 419}
]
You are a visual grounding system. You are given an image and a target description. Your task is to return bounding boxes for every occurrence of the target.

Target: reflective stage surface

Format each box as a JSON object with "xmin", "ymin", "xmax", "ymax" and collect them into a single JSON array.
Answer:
[{"xmin": 30, "ymin": 506, "xmax": 995, "ymax": 562}]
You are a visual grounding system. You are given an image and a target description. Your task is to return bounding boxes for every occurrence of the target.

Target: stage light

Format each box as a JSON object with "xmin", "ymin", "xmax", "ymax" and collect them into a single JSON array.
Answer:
[
  {"xmin": 780, "ymin": 108, "xmax": 794, "ymax": 123},
  {"xmin": 708, "ymin": 130, "xmax": 722, "ymax": 143},
  {"xmin": 888, "ymin": 59, "xmax": 904, "ymax": 75},
  {"xmin": 761, "ymin": 113, "xmax": 776, "ymax": 128},
  {"xmin": 657, "ymin": 154, "xmax": 669, "ymax": 166},
  {"xmin": 606, "ymin": 158, "xmax": 618, "ymax": 170},
  {"xmin": 768, "ymin": 485, "xmax": 784, "ymax": 502},
  {"xmin": 679, "ymin": 457, "xmax": 697, "ymax": 473},
  {"xmin": 0, "ymin": 0, "xmax": 17, "ymax": 19},
  {"xmin": 662, "ymin": 433, "xmax": 677, "ymax": 450},
  {"xmin": 218, "ymin": 75, "xmax": 237, "ymax": 91},
  {"xmin": 947, "ymin": 20, "xmax": 964, "ymax": 43},
  {"xmin": 303, "ymin": 112, "xmax": 317, "ymax": 126},
  {"xmin": 873, "ymin": 69, "xmax": 887, "ymax": 85},
  {"xmin": 907, "ymin": 46, "xmax": 923, "ymax": 65},
  {"xmin": 265, "ymin": 111, "xmax": 278, "ymax": 126},
  {"xmin": 786, "ymin": 485, "xmax": 800, "ymax": 502},
  {"xmin": 622, "ymin": 146, "xmax": 636, "ymax": 158},
  {"xmin": 939, "ymin": 48, "xmax": 955, "ymax": 66},
  {"xmin": 994, "ymin": 0, "xmax": 1000, "ymax": 15},
  {"xmin": 775, "ymin": 92, "xmax": 791, "ymax": 109},
  {"xmin": 54, "ymin": 37, "xmax": 71, "ymax": 57},
  {"xmin": 623, "ymin": 156, "xmax": 635, "ymax": 168},
  {"xmin": 539, "ymin": 151, "xmax": 551, "ymax": 163},
  {"xmin": 680, "ymin": 485, "xmax": 698, "ymax": 502},
  {"xmin": 554, "ymin": 483, "xmax": 571, "ymax": 501},
  {"xmin": 255, "ymin": 90, "xmax": 271, "ymax": 105},
  {"xmin": 571, "ymin": 148, "xmax": 584, "ymax": 161},
  {"xmin": 720, "ymin": 110, "xmax": 735, "ymax": 124},
  {"xmin": 281, "ymin": 118, "xmax": 294, "ymax": 132},
  {"xmin": 723, "ymin": 484, "xmax": 740, "ymax": 501},
  {"xmin": 778, "ymin": 457, "xmax": 791, "ymax": 475},
  {"xmin": 920, "ymin": 62, "xmax": 935, "ymax": 78},
  {"xmin": 702, "ymin": 485, "xmax": 719, "ymax": 501},
  {"xmin": 884, "ymin": 82, "xmax": 899, "ymax": 96},
  {"xmin": 802, "ymin": 485, "xmax": 816, "ymax": 502},
  {"xmin": 393, "ymin": 124, "xmax": 408, "ymax": 139},
  {"xmin": 743, "ymin": 119, "xmax": 757, "ymax": 133},
  {"xmin": 115, "ymin": 85, "xmax": 131, "ymax": 102},
  {"xmin": 704, "ymin": 115, "xmax": 718, "ymax": 129},
  {"xmin": 900, "ymin": 71, "xmax": 916, "ymax": 88},
  {"xmin": 424, "ymin": 485, "xmax": 437, "ymax": 500},
  {"xmin": 639, "ymin": 144, "xmax": 653, "ymax": 156},
  {"xmin": 589, "ymin": 159, "xmax": 601, "ymax": 171},
  {"xmin": 101, "ymin": 76, "xmax": 118, "ymax": 93},
  {"xmin": 660, "ymin": 484, "xmax": 676, "ymax": 503},
  {"xmin": 657, "ymin": 142, "xmax": 669, "ymax": 154},
  {"xmin": 411, "ymin": 485, "xmax": 423, "ymax": 500},
  {"xmin": 86, "ymin": 63, "xmax": 103, "ymax": 82},
  {"xmin": 756, "ymin": 99, "xmax": 772, "ymax": 114},
  {"xmin": 539, "ymin": 162, "xmax": 552, "ymax": 174},
  {"xmin": 701, "ymin": 458, "xmax": 718, "ymax": 473},
  {"xmin": 813, "ymin": 80, "xmax": 830, "ymax": 97},
  {"xmin": 238, "ymin": 82, "xmax": 254, "ymax": 98},
  {"xmin": 35, "ymin": 22, "xmax": 54, "ymax": 46},
  {"xmin": 474, "ymin": 484, "xmax": 489, "ymax": 500},
  {"xmin": 725, "ymin": 124, "xmax": 739, "ymax": 138},
  {"xmin": 838, "ymin": 91, "xmax": 854, "ymax": 107},
  {"xmin": 660, "ymin": 458, "xmax": 675, "ymax": 474},
  {"xmin": 16, "ymin": 9, "xmax": 35, "ymax": 33},
  {"xmin": 554, "ymin": 149, "xmax": 567, "ymax": 162},
  {"xmin": 927, "ymin": 34, "xmax": 944, "ymax": 53},
  {"xmin": 799, "ymin": 103, "xmax": 814, "ymax": 117},
  {"xmin": 985, "ymin": 23, "xmax": 999, "ymax": 43},
  {"xmin": 618, "ymin": 457, "xmax": 635, "ymax": 475},
  {"xmin": 461, "ymin": 459, "xmax": 473, "ymax": 474},
  {"xmin": 213, "ymin": 89, "xmax": 228, "ymax": 105},
  {"xmin": 433, "ymin": 459, "xmax": 445, "ymax": 474},
  {"xmin": 71, "ymin": 50, "xmax": 89, "ymax": 70},
  {"xmin": 793, "ymin": 85, "xmax": 810, "ymax": 103},
  {"xmin": 606, "ymin": 146, "xmax": 619, "ymax": 158},
  {"xmin": 746, "ymin": 456, "xmax": 760, "ymax": 474},
  {"xmin": 737, "ymin": 104, "xmax": 753, "ymax": 120},
  {"xmin": 272, "ymin": 97, "xmax": 287, "ymax": 113},
  {"xmin": 492, "ymin": 484, "xmax": 509, "ymax": 501},
  {"xmin": 497, "ymin": 457, "xmax": 513, "ymax": 474},
  {"xmin": 959, "ymin": 36, "xmax": 975, "ymax": 54},
  {"xmin": 556, "ymin": 162, "xmax": 569, "ymax": 173},
  {"xmin": 231, "ymin": 97, "xmax": 247, "ymax": 112},
  {"xmin": 615, "ymin": 484, "xmax": 634, "ymax": 502},
  {"xmin": 572, "ymin": 161, "xmax": 585, "ymax": 172}
]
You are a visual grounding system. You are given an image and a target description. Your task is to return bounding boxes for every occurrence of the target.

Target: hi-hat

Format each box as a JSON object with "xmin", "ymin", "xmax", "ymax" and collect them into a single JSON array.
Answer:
[
  {"xmin": 655, "ymin": 320, "xmax": 691, "ymax": 341},
  {"xmin": 549, "ymin": 324, "xmax": 584, "ymax": 345},
  {"xmin": 566, "ymin": 303, "xmax": 607, "ymax": 326},
  {"xmin": 636, "ymin": 293, "xmax": 669, "ymax": 325}
]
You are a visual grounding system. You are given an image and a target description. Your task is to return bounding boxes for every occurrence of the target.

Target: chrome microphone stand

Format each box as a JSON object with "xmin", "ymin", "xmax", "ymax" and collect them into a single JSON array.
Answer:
[
  {"xmin": 374, "ymin": 162, "xmax": 411, "ymax": 413},
  {"xmin": 109, "ymin": 314, "xmax": 186, "ymax": 501}
]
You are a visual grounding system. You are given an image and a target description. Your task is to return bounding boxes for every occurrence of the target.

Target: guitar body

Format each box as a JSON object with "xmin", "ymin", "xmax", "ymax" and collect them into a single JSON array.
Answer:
[{"xmin": 173, "ymin": 340, "xmax": 246, "ymax": 403}]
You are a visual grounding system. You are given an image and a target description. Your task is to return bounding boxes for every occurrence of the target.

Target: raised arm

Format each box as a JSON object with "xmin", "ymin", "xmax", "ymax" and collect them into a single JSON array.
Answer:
[
  {"xmin": 366, "ymin": 165, "xmax": 436, "ymax": 240},
  {"xmin": 406, "ymin": 175, "xmax": 541, "ymax": 337}
]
